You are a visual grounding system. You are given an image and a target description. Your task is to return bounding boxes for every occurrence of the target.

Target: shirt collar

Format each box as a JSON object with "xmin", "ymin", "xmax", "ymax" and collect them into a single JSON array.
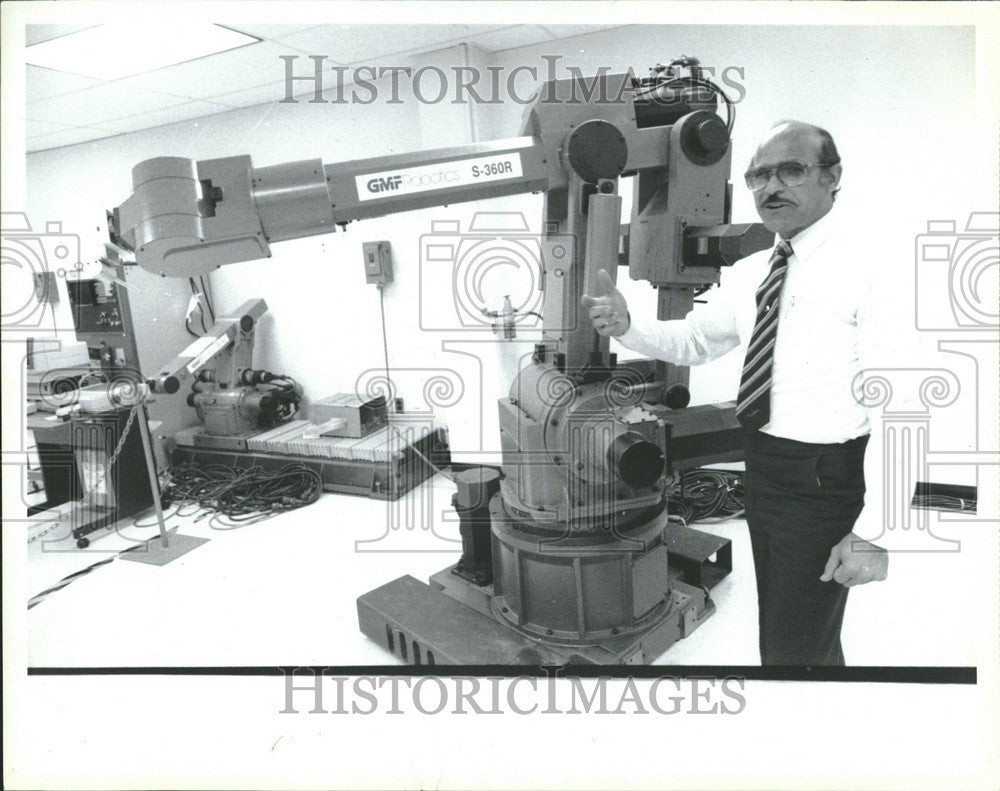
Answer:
[{"xmin": 786, "ymin": 207, "xmax": 836, "ymax": 263}]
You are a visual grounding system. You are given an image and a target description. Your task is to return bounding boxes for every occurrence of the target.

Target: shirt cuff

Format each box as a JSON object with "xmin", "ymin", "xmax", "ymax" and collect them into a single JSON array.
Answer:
[{"xmin": 616, "ymin": 313, "xmax": 649, "ymax": 350}]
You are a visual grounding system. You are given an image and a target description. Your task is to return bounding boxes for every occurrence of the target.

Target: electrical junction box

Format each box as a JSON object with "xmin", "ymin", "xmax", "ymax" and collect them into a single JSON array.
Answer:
[
  {"xmin": 312, "ymin": 393, "xmax": 388, "ymax": 438},
  {"xmin": 362, "ymin": 241, "xmax": 393, "ymax": 285}
]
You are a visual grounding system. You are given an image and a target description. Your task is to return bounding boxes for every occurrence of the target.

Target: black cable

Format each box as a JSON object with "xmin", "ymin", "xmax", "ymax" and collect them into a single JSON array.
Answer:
[
  {"xmin": 688, "ymin": 77, "xmax": 735, "ymax": 131},
  {"xmin": 203, "ymin": 275, "xmax": 216, "ymax": 317},
  {"xmin": 188, "ymin": 277, "xmax": 209, "ymax": 333},
  {"xmin": 666, "ymin": 497, "xmax": 694, "ymax": 525},
  {"xmin": 378, "ymin": 285, "xmax": 392, "ymax": 405},
  {"xmin": 666, "ymin": 467, "xmax": 744, "ymax": 525},
  {"xmin": 254, "ymin": 374, "xmax": 302, "ymax": 425},
  {"xmin": 159, "ymin": 462, "xmax": 322, "ymax": 526},
  {"xmin": 633, "ymin": 75, "xmax": 734, "ymax": 131},
  {"xmin": 184, "ymin": 278, "xmax": 202, "ymax": 337},
  {"xmin": 911, "ymin": 494, "xmax": 976, "ymax": 513},
  {"xmin": 28, "ymin": 542, "xmax": 147, "ymax": 610},
  {"xmin": 199, "ymin": 275, "xmax": 216, "ymax": 323},
  {"xmin": 28, "ymin": 461, "xmax": 321, "ymax": 608}
]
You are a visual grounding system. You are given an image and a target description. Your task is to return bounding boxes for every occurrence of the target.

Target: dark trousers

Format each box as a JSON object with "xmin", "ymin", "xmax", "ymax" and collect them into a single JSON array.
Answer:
[{"xmin": 743, "ymin": 430, "xmax": 869, "ymax": 666}]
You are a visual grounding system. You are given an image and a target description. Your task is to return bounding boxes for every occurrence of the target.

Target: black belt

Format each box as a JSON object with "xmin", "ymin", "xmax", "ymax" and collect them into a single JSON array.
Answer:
[{"xmin": 744, "ymin": 429, "xmax": 869, "ymax": 457}]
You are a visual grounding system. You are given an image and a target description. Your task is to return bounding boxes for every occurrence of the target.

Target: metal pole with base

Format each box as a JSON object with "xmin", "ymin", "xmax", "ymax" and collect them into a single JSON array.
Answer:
[{"xmin": 120, "ymin": 404, "xmax": 209, "ymax": 566}]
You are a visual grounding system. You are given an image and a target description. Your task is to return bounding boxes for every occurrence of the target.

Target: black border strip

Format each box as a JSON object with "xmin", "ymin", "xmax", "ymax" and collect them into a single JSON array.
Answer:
[{"xmin": 27, "ymin": 665, "xmax": 977, "ymax": 683}]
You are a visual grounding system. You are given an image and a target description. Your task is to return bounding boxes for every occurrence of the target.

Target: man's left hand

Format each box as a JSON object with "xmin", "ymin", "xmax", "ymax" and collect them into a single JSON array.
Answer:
[{"xmin": 820, "ymin": 532, "xmax": 888, "ymax": 587}]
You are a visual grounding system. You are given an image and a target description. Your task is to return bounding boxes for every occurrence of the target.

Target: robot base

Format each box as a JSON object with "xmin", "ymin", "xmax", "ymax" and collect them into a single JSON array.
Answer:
[{"xmin": 357, "ymin": 523, "xmax": 729, "ymax": 665}]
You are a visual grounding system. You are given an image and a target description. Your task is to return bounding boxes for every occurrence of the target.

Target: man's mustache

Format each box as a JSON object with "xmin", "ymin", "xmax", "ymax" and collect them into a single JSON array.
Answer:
[{"xmin": 759, "ymin": 195, "xmax": 796, "ymax": 206}]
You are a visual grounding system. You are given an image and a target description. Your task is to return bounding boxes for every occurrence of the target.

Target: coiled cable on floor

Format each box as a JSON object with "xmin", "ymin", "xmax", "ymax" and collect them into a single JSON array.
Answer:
[
  {"xmin": 666, "ymin": 468, "xmax": 744, "ymax": 525},
  {"xmin": 159, "ymin": 462, "xmax": 322, "ymax": 524}
]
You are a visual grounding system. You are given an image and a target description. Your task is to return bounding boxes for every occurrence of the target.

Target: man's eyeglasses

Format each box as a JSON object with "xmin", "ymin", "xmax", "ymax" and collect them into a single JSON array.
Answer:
[{"xmin": 744, "ymin": 160, "xmax": 839, "ymax": 191}]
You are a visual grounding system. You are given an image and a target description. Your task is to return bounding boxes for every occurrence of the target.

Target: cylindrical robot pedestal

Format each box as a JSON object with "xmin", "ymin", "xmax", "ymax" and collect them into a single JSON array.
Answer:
[{"xmin": 489, "ymin": 495, "xmax": 674, "ymax": 645}]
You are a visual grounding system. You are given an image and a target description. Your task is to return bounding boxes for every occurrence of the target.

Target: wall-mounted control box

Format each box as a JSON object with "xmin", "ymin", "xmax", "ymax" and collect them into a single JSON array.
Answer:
[{"xmin": 362, "ymin": 241, "xmax": 393, "ymax": 285}]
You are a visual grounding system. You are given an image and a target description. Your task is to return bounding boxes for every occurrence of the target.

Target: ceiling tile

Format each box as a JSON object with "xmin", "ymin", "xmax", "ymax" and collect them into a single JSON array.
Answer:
[
  {"xmin": 27, "ymin": 127, "xmax": 111, "ymax": 152},
  {"xmin": 27, "ymin": 119, "xmax": 77, "ymax": 139},
  {"xmin": 22, "ymin": 23, "xmax": 634, "ymax": 138},
  {"xmin": 272, "ymin": 24, "xmax": 472, "ymax": 64},
  {"xmin": 96, "ymin": 101, "xmax": 235, "ymax": 134},
  {"xmin": 540, "ymin": 25, "xmax": 620, "ymax": 38},
  {"xmin": 220, "ymin": 24, "xmax": 324, "ymax": 41},
  {"xmin": 26, "ymin": 84, "xmax": 193, "ymax": 126},
  {"xmin": 206, "ymin": 80, "xmax": 297, "ymax": 108},
  {"xmin": 465, "ymin": 26, "xmax": 555, "ymax": 53},
  {"xmin": 25, "ymin": 24, "xmax": 99, "ymax": 46},
  {"xmin": 462, "ymin": 25, "xmax": 512, "ymax": 34},
  {"xmin": 27, "ymin": 65, "xmax": 105, "ymax": 102},
  {"xmin": 108, "ymin": 41, "xmax": 313, "ymax": 100}
]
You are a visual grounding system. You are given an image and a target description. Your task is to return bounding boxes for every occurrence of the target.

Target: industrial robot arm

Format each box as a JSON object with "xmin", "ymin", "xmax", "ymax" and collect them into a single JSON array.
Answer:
[
  {"xmin": 109, "ymin": 138, "xmax": 548, "ymax": 278},
  {"xmin": 110, "ymin": 59, "xmax": 770, "ymax": 382},
  {"xmin": 147, "ymin": 298, "xmax": 267, "ymax": 394},
  {"xmin": 112, "ymin": 56, "xmax": 772, "ymax": 507},
  {"xmin": 111, "ymin": 56, "xmax": 774, "ymax": 664},
  {"xmin": 147, "ymin": 297, "xmax": 301, "ymax": 435}
]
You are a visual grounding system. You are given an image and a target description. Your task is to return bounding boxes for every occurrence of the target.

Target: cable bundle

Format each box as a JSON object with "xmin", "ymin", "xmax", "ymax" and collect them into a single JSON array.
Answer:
[
  {"xmin": 910, "ymin": 494, "xmax": 977, "ymax": 513},
  {"xmin": 666, "ymin": 468, "xmax": 745, "ymax": 526},
  {"xmin": 257, "ymin": 375, "xmax": 302, "ymax": 426},
  {"xmin": 158, "ymin": 462, "xmax": 322, "ymax": 528}
]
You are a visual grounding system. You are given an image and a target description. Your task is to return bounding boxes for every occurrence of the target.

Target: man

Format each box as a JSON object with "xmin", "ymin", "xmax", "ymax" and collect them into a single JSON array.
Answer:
[{"xmin": 581, "ymin": 120, "xmax": 888, "ymax": 666}]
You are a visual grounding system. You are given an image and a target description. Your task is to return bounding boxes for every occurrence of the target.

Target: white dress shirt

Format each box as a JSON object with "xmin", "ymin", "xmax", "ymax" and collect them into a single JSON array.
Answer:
[{"xmin": 617, "ymin": 208, "xmax": 886, "ymax": 541}]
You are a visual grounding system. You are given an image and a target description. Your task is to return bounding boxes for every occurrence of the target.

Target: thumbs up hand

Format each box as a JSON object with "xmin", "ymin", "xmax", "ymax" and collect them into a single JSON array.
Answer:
[{"xmin": 581, "ymin": 269, "xmax": 630, "ymax": 337}]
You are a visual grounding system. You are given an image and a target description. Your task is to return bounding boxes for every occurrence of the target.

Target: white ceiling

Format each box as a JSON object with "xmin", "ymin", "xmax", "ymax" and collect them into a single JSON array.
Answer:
[{"xmin": 25, "ymin": 23, "xmax": 624, "ymax": 153}]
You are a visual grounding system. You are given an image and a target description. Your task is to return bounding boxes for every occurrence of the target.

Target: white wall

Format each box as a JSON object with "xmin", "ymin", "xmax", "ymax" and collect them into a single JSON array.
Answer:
[{"xmin": 25, "ymin": 24, "xmax": 984, "ymax": 461}]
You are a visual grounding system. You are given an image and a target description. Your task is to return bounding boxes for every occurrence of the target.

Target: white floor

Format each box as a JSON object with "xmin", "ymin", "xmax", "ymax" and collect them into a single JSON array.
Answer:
[{"xmin": 26, "ymin": 473, "xmax": 980, "ymax": 668}]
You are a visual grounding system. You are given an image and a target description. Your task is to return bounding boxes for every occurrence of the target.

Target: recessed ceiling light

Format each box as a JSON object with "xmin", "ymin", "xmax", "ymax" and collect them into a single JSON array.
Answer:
[{"xmin": 25, "ymin": 23, "xmax": 260, "ymax": 81}]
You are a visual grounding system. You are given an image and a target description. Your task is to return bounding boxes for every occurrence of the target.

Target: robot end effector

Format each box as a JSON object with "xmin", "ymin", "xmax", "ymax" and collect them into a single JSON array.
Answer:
[
  {"xmin": 145, "ymin": 298, "xmax": 268, "ymax": 395},
  {"xmin": 146, "ymin": 298, "xmax": 302, "ymax": 435}
]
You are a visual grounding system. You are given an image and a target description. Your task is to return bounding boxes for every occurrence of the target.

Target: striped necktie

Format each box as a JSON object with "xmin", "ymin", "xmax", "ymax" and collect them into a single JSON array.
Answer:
[{"xmin": 736, "ymin": 240, "xmax": 793, "ymax": 430}]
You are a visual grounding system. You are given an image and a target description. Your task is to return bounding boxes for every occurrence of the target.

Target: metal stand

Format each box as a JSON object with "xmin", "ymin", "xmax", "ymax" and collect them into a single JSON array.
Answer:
[{"xmin": 120, "ymin": 405, "xmax": 209, "ymax": 566}]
